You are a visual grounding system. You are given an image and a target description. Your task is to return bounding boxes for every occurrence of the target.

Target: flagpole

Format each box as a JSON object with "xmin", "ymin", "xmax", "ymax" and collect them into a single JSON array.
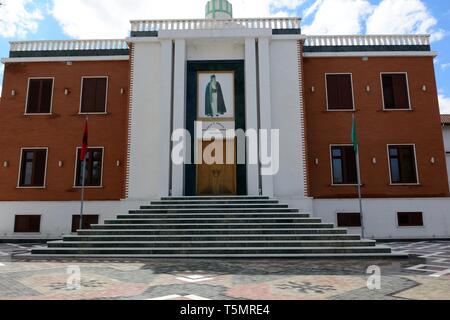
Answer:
[
  {"xmin": 353, "ymin": 113, "xmax": 365, "ymax": 239},
  {"xmin": 355, "ymin": 143, "xmax": 365, "ymax": 239}
]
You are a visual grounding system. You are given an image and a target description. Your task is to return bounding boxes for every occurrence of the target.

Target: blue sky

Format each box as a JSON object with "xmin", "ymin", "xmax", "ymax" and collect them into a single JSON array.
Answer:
[{"xmin": 0, "ymin": 0, "xmax": 449, "ymax": 112}]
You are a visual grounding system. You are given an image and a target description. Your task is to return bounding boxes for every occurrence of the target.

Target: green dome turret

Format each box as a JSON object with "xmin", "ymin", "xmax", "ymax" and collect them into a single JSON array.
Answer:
[{"xmin": 205, "ymin": 0, "xmax": 233, "ymax": 19}]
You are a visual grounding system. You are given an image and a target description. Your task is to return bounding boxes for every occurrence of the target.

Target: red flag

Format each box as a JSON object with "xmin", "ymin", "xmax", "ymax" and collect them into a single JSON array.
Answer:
[{"xmin": 80, "ymin": 119, "xmax": 88, "ymax": 161}]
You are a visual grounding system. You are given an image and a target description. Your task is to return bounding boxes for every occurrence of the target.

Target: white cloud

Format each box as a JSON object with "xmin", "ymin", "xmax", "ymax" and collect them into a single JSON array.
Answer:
[
  {"xmin": 366, "ymin": 0, "xmax": 445, "ymax": 42},
  {"xmin": 48, "ymin": 0, "xmax": 446, "ymax": 41},
  {"xmin": 302, "ymin": 0, "xmax": 374, "ymax": 35},
  {"xmin": 442, "ymin": 63, "xmax": 450, "ymax": 71},
  {"xmin": 0, "ymin": 0, "xmax": 43, "ymax": 38},
  {"xmin": 50, "ymin": 0, "xmax": 303, "ymax": 39},
  {"xmin": 270, "ymin": 0, "xmax": 305, "ymax": 10},
  {"xmin": 300, "ymin": 0, "xmax": 445, "ymax": 42},
  {"xmin": 439, "ymin": 94, "xmax": 450, "ymax": 114}
]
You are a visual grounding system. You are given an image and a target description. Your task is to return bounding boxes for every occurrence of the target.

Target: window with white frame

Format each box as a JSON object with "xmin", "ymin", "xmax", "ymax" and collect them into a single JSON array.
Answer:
[
  {"xmin": 326, "ymin": 74, "xmax": 354, "ymax": 110},
  {"xmin": 381, "ymin": 73, "xmax": 410, "ymax": 110},
  {"xmin": 80, "ymin": 77, "xmax": 108, "ymax": 113},
  {"xmin": 388, "ymin": 145, "xmax": 418, "ymax": 184},
  {"xmin": 25, "ymin": 78, "xmax": 53, "ymax": 114},
  {"xmin": 331, "ymin": 145, "xmax": 358, "ymax": 185},
  {"xmin": 18, "ymin": 148, "xmax": 48, "ymax": 187},
  {"xmin": 75, "ymin": 147, "xmax": 104, "ymax": 187}
]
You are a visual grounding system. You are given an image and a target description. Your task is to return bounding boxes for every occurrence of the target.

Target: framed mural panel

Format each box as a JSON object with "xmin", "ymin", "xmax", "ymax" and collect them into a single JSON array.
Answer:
[
  {"xmin": 186, "ymin": 60, "xmax": 246, "ymax": 196},
  {"xmin": 197, "ymin": 71, "xmax": 235, "ymax": 121}
]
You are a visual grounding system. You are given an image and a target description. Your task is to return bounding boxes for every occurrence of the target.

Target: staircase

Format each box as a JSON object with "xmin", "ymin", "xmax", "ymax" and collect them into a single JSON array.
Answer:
[{"xmin": 28, "ymin": 196, "xmax": 402, "ymax": 259}]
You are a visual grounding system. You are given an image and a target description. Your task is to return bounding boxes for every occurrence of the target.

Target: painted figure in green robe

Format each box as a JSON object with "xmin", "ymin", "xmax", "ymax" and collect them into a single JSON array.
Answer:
[{"xmin": 205, "ymin": 75, "xmax": 227, "ymax": 117}]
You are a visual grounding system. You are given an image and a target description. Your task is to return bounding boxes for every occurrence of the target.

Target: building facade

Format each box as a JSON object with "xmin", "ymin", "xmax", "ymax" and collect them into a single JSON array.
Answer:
[{"xmin": 1, "ymin": 0, "xmax": 449, "ymax": 240}]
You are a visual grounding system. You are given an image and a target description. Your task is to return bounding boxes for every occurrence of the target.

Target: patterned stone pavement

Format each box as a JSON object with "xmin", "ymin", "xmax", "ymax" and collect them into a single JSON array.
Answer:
[{"xmin": 0, "ymin": 241, "xmax": 449, "ymax": 300}]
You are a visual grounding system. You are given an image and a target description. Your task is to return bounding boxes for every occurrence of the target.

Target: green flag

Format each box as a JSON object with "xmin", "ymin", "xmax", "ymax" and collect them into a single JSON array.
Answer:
[{"xmin": 352, "ymin": 113, "xmax": 358, "ymax": 152}]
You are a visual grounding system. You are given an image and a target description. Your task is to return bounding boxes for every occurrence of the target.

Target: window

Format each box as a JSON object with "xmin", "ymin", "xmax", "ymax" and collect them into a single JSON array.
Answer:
[
  {"xmin": 326, "ymin": 74, "xmax": 354, "ymax": 110},
  {"xmin": 337, "ymin": 213, "xmax": 362, "ymax": 227},
  {"xmin": 331, "ymin": 146, "xmax": 357, "ymax": 185},
  {"xmin": 80, "ymin": 77, "xmax": 108, "ymax": 113},
  {"xmin": 388, "ymin": 145, "xmax": 418, "ymax": 184},
  {"xmin": 14, "ymin": 215, "xmax": 41, "ymax": 233},
  {"xmin": 71, "ymin": 215, "xmax": 99, "ymax": 232},
  {"xmin": 19, "ymin": 149, "xmax": 48, "ymax": 187},
  {"xmin": 25, "ymin": 78, "xmax": 53, "ymax": 114},
  {"xmin": 381, "ymin": 73, "xmax": 410, "ymax": 110},
  {"xmin": 397, "ymin": 212, "xmax": 424, "ymax": 227},
  {"xmin": 75, "ymin": 148, "xmax": 104, "ymax": 187}
]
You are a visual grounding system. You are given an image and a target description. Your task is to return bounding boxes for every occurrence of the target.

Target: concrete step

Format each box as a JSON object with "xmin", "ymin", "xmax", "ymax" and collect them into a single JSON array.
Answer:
[
  {"xmin": 108, "ymin": 218, "xmax": 322, "ymax": 224},
  {"xmin": 161, "ymin": 196, "xmax": 271, "ymax": 201},
  {"xmin": 19, "ymin": 253, "xmax": 409, "ymax": 260},
  {"xmin": 48, "ymin": 240, "xmax": 376, "ymax": 248},
  {"xmin": 152, "ymin": 199, "xmax": 280, "ymax": 205},
  {"xmin": 77, "ymin": 228, "xmax": 349, "ymax": 236},
  {"xmin": 118, "ymin": 213, "xmax": 311, "ymax": 219},
  {"xmin": 63, "ymin": 234, "xmax": 363, "ymax": 242},
  {"xmin": 32, "ymin": 246, "xmax": 392, "ymax": 255},
  {"xmin": 27, "ymin": 196, "xmax": 400, "ymax": 260},
  {"xmin": 129, "ymin": 208, "xmax": 300, "ymax": 214},
  {"xmin": 90, "ymin": 223, "xmax": 335, "ymax": 230},
  {"xmin": 140, "ymin": 204, "xmax": 289, "ymax": 210}
]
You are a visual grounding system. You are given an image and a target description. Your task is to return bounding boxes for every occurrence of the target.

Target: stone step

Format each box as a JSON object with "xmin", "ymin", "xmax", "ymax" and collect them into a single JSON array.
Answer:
[
  {"xmin": 90, "ymin": 223, "xmax": 335, "ymax": 230},
  {"xmin": 48, "ymin": 240, "xmax": 376, "ymax": 248},
  {"xmin": 152, "ymin": 199, "xmax": 280, "ymax": 205},
  {"xmin": 62, "ymin": 234, "xmax": 363, "ymax": 242},
  {"xmin": 161, "ymin": 196, "xmax": 271, "ymax": 201},
  {"xmin": 77, "ymin": 228, "xmax": 349, "ymax": 236},
  {"xmin": 140, "ymin": 204, "xmax": 290, "ymax": 210},
  {"xmin": 32, "ymin": 246, "xmax": 392, "ymax": 255},
  {"xmin": 118, "ymin": 213, "xmax": 311, "ymax": 219},
  {"xmin": 108, "ymin": 218, "xmax": 322, "ymax": 224},
  {"xmin": 20, "ymin": 253, "xmax": 408, "ymax": 260},
  {"xmin": 129, "ymin": 208, "xmax": 300, "ymax": 214}
]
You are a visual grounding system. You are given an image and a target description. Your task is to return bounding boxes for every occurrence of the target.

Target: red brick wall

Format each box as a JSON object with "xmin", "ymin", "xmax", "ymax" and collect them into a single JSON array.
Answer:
[
  {"xmin": 0, "ymin": 60, "xmax": 129, "ymax": 201},
  {"xmin": 303, "ymin": 56, "xmax": 449, "ymax": 198}
]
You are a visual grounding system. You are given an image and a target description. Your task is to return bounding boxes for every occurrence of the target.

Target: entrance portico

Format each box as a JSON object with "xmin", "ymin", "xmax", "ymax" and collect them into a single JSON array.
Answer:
[{"xmin": 126, "ymin": 13, "xmax": 306, "ymax": 201}]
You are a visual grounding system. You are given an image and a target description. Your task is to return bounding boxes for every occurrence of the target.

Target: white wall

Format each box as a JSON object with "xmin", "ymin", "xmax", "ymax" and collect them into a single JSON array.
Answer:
[
  {"xmin": 270, "ymin": 40, "xmax": 305, "ymax": 200},
  {"xmin": 443, "ymin": 126, "xmax": 450, "ymax": 187},
  {"xmin": 312, "ymin": 198, "xmax": 450, "ymax": 239},
  {"xmin": 443, "ymin": 126, "xmax": 450, "ymax": 151},
  {"xmin": 0, "ymin": 200, "xmax": 147, "ymax": 239},
  {"xmin": 187, "ymin": 39, "xmax": 244, "ymax": 61},
  {"xmin": 447, "ymin": 154, "xmax": 450, "ymax": 187},
  {"xmin": 128, "ymin": 42, "xmax": 163, "ymax": 200}
]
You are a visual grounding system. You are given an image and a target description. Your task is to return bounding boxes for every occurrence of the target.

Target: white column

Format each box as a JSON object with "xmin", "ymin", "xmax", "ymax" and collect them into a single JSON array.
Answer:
[
  {"xmin": 159, "ymin": 39, "xmax": 173, "ymax": 197},
  {"xmin": 258, "ymin": 37, "xmax": 274, "ymax": 197},
  {"xmin": 127, "ymin": 42, "xmax": 162, "ymax": 200},
  {"xmin": 171, "ymin": 39, "xmax": 186, "ymax": 196},
  {"xmin": 245, "ymin": 38, "xmax": 260, "ymax": 196}
]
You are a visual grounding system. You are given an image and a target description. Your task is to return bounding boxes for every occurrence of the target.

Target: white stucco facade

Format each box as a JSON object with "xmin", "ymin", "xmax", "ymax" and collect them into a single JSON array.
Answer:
[
  {"xmin": 127, "ymin": 29, "xmax": 308, "ymax": 201},
  {"xmin": 443, "ymin": 125, "xmax": 450, "ymax": 187}
]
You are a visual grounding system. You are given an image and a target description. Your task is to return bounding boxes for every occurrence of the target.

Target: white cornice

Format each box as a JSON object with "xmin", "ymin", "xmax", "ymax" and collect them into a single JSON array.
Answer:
[
  {"xmin": 303, "ymin": 51, "xmax": 437, "ymax": 58},
  {"xmin": 1, "ymin": 55, "xmax": 130, "ymax": 64}
]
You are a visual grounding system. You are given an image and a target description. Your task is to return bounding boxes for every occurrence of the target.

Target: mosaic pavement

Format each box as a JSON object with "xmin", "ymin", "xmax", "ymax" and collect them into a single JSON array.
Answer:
[{"xmin": 0, "ymin": 241, "xmax": 449, "ymax": 300}]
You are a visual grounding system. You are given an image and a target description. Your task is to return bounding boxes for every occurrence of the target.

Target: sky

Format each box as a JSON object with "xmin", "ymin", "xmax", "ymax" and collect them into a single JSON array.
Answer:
[{"xmin": 0, "ymin": 0, "xmax": 449, "ymax": 113}]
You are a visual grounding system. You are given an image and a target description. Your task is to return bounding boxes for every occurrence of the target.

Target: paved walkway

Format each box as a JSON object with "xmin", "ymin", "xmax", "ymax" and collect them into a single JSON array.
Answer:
[{"xmin": 0, "ymin": 241, "xmax": 449, "ymax": 300}]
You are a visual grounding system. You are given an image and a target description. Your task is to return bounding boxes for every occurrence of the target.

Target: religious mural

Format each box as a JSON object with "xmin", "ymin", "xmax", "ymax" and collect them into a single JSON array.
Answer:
[{"xmin": 197, "ymin": 71, "xmax": 235, "ymax": 120}]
